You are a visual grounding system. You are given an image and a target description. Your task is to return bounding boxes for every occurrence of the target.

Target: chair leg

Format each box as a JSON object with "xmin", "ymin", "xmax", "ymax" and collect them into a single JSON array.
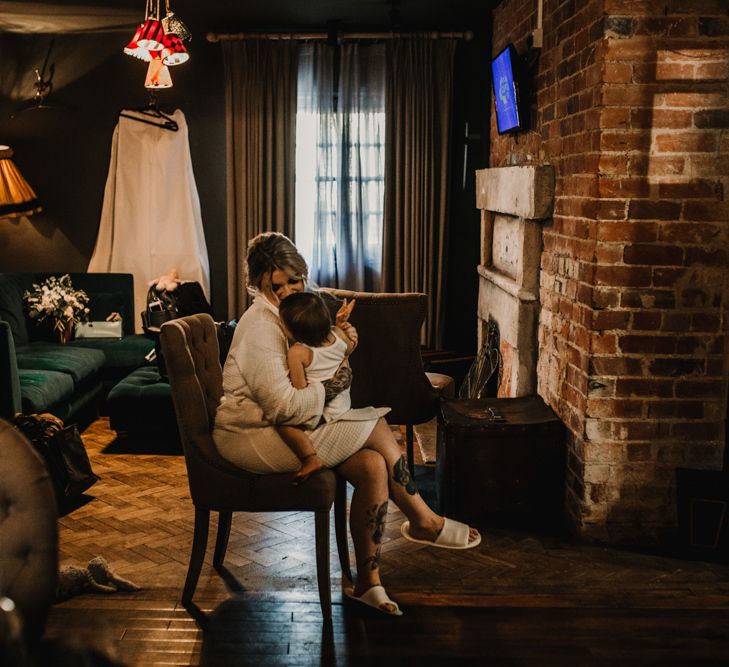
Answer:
[
  {"xmin": 314, "ymin": 510, "xmax": 332, "ymax": 620},
  {"xmin": 406, "ymin": 423, "xmax": 416, "ymax": 478},
  {"xmin": 213, "ymin": 510, "xmax": 232, "ymax": 568},
  {"xmin": 334, "ymin": 477, "xmax": 352, "ymax": 583},
  {"xmin": 182, "ymin": 508, "xmax": 210, "ymax": 607}
]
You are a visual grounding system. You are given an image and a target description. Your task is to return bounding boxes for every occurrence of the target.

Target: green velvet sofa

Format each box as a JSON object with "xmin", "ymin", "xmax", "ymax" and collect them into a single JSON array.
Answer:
[{"xmin": 0, "ymin": 272, "xmax": 154, "ymax": 423}]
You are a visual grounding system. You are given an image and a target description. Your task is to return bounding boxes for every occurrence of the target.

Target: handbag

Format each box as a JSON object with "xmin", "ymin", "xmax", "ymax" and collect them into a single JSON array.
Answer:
[
  {"xmin": 12, "ymin": 413, "xmax": 99, "ymax": 510},
  {"xmin": 141, "ymin": 286, "xmax": 178, "ymax": 333},
  {"xmin": 74, "ymin": 320, "xmax": 123, "ymax": 339}
]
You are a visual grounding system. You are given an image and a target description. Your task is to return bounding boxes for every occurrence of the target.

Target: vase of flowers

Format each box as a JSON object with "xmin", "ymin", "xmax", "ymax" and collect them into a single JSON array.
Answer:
[{"xmin": 23, "ymin": 274, "xmax": 91, "ymax": 345}]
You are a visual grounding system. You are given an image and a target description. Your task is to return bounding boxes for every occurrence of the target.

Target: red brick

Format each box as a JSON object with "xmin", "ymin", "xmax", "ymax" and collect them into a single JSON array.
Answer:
[
  {"xmin": 615, "ymin": 378, "xmax": 674, "ymax": 398},
  {"xmin": 655, "ymin": 62, "xmax": 697, "ymax": 79},
  {"xmin": 659, "ymin": 179, "xmax": 722, "ymax": 199},
  {"xmin": 621, "ymin": 288, "xmax": 675, "ymax": 309},
  {"xmin": 655, "ymin": 92, "xmax": 727, "ymax": 108},
  {"xmin": 696, "ymin": 61, "xmax": 729, "ymax": 80},
  {"xmin": 600, "ymin": 130, "xmax": 652, "ymax": 151},
  {"xmin": 627, "ymin": 442, "xmax": 654, "ymax": 461},
  {"xmin": 646, "ymin": 156, "xmax": 686, "ymax": 177},
  {"xmin": 603, "ymin": 62, "xmax": 633, "ymax": 83},
  {"xmin": 597, "ymin": 200, "xmax": 628, "ymax": 220},
  {"xmin": 672, "ymin": 422, "xmax": 723, "ymax": 440},
  {"xmin": 660, "ymin": 223, "xmax": 722, "ymax": 245},
  {"xmin": 599, "ymin": 107, "xmax": 631, "ymax": 128},
  {"xmin": 623, "ymin": 243, "xmax": 684, "ymax": 265},
  {"xmin": 599, "ymin": 176, "xmax": 651, "ymax": 198},
  {"xmin": 661, "ymin": 312, "xmax": 692, "ymax": 332},
  {"xmin": 652, "ymin": 267, "xmax": 686, "ymax": 286},
  {"xmin": 675, "ymin": 380, "xmax": 725, "ymax": 397},
  {"xmin": 684, "ymin": 246, "xmax": 727, "ymax": 266},
  {"xmin": 599, "ymin": 221, "xmax": 657, "ymax": 242},
  {"xmin": 592, "ymin": 333, "xmax": 618, "ymax": 354},
  {"xmin": 628, "ymin": 199, "xmax": 682, "ymax": 220},
  {"xmin": 651, "ymin": 109, "xmax": 693, "ymax": 128},
  {"xmin": 604, "ymin": 36, "xmax": 662, "ymax": 62},
  {"xmin": 654, "ymin": 132, "xmax": 719, "ymax": 153},
  {"xmin": 589, "ymin": 356, "xmax": 643, "ymax": 376},
  {"xmin": 592, "ymin": 310, "xmax": 631, "ymax": 330},
  {"xmin": 692, "ymin": 313, "xmax": 721, "ymax": 332},
  {"xmin": 649, "ymin": 357, "xmax": 705, "ymax": 376},
  {"xmin": 599, "ymin": 154, "xmax": 629, "ymax": 175},
  {"xmin": 595, "ymin": 265, "xmax": 652, "ymax": 287},
  {"xmin": 632, "ymin": 311, "xmax": 662, "ymax": 330},
  {"xmin": 647, "ymin": 400, "xmax": 704, "ymax": 419},
  {"xmin": 595, "ymin": 243, "xmax": 623, "ymax": 263},
  {"xmin": 620, "ymin": 335, "xmax": 676, "ymax": 354},
  {"xmin": 683, "ymin": 201, "xmax": 729, "ymax": 222}
]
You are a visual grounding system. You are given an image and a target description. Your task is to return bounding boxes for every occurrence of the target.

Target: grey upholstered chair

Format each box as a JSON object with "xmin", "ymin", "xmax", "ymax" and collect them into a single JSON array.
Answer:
[
  {"xmin": 320, "ymin": 288, "xmax": 455, "ymax": 476},
  {"xmin": 0, "ymin": 418, "xmax": 58, "ymax": 642},
  {"xmin": 159, "ymin": 314, "xmax": 351, "ymax": 620}
]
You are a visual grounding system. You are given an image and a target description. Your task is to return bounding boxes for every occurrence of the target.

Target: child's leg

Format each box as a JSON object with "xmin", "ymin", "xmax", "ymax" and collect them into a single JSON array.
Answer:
[{"xmin": 276, "ymin": 425, "xmax": 324, "ymax": 484}]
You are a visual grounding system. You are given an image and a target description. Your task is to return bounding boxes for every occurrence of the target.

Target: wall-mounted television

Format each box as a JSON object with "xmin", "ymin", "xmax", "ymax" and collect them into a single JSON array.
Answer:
[{"xmin": 491, "ymin": 44, "xmax": 524, "ymax": 134}]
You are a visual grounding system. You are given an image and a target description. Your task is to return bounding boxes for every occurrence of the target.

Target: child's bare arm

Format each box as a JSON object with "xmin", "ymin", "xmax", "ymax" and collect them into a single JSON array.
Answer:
[
  {"xmin": 287, "ymin": 343, "xmax": 312, "ymax": 389},
  {"xmin": 333, "ymin": 326, "xmax": 356, "ymax": 356}
]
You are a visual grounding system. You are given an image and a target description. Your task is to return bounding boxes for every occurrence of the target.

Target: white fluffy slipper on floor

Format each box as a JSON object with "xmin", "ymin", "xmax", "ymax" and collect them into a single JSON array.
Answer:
[{"xmin": 401, "ymin": 517, "xmax": 481, "ymax": 550}]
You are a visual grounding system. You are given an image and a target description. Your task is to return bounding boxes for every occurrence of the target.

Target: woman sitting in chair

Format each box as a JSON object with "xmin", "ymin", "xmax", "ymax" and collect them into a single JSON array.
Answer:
[{"xmin": 213, "ymin": 232, "xmax": 480, "ymax": 616}]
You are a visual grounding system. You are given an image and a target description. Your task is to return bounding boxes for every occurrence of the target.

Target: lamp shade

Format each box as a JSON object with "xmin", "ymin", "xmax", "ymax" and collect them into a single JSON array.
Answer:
[
  {"xmin": 161, "ymin": 34, "xmax": 188, "ymax": 66},
  {"xmin": 124, "ymin": 23, "xmax": 152, "ymax": 61},
  {"xmin": 136, "ymin": 18, "xmax": 165, "ymax": 50},
  {"xmin": 0, "ymin": 146, "xmax": 41, "ymax": 218},
  {"xmin": 144, "ymin": 58, "xmax": 173, "ymax": 89}
]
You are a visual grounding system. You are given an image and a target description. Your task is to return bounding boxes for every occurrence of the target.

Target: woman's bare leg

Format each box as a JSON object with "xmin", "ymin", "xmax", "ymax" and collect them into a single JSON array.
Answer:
[
  {"xmin": 363, "ymin": 418, "xmax": 479, "ymax": 544},
  {"xmin": 337, "ymin": 448, "xmax": 397, "ymax": 609}
]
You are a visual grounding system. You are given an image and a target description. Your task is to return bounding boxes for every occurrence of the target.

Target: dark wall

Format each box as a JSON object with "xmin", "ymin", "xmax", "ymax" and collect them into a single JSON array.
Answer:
[
  {"xmin": 0, "ymin": 26, "xmax": 227, "ymax": 316},
  {"xmin": 0, "ymin": 12, "xmax": 491, "ymax": 352}
]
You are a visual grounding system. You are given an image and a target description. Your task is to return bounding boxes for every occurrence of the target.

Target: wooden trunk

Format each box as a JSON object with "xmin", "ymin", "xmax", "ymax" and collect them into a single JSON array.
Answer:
[{"xmin": 436, "ymin": 396, "xmax": 566, "ymax": 531}]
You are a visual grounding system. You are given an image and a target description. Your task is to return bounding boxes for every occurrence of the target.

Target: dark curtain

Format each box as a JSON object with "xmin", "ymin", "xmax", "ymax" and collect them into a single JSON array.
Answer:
[
  {"xmin": 382, "ymin": 37, "xmax": 456, "ymax": 348},
  {"xmin": 222, "ymin": 40, "xmax": 299, "ymax": 318}
]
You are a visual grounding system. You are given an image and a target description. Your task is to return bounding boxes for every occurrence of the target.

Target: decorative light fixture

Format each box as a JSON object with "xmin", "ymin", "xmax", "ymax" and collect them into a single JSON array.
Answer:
[
  {"xmin": 124, "ymin": 0, "xmax": 191, "ymax": 88},
  {"xmin": 144, "ymin": 55, "xmax": 173, "ymax": 89},
  {"xmin": 0, "ymin": 146, "xmax": 42, "ymax": 218}
]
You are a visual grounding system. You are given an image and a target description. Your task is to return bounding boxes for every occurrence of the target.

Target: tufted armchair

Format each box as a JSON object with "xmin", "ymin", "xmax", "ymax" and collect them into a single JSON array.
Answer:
[
  {"xmin": 320, "ymin": 288, "xmax": 455, "ymax": 475},
  {"xmin": 0, "ymin": 418, "xmax": 58, "ymax": 642},
  {"xmin": 160, "ymin": 314, "xmax": 351, "ymax": 620}
]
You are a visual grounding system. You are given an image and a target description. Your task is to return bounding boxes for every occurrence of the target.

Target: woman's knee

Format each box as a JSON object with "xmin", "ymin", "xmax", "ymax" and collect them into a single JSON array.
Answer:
[{"xmin": 340, "ymin": 449, "xmax": 388, "ymax": 488}]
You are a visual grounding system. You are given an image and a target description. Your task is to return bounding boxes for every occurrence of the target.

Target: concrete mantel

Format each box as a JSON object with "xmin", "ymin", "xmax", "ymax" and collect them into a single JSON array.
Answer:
[{"xmin": 476, "ymin": 165, "xmax": 555, "ymax": 220}]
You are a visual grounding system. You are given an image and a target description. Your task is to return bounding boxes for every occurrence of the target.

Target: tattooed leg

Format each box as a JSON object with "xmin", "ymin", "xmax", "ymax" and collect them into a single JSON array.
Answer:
[
  {"xmin": 393, "ymin": 455, "xmax": 418, "ymax": 495},
  {"xmin": 367, "ymin": 501, "xmax": 389, "ymax": 544},
  {"xmin": 363, "ymin": 547, "xmax": 382, "ymax": 571}
]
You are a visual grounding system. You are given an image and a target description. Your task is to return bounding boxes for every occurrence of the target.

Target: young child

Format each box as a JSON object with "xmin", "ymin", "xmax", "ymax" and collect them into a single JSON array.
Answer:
[{"xmin": 276, "ymin": 292, "xmax": 356, "ymax": 484}]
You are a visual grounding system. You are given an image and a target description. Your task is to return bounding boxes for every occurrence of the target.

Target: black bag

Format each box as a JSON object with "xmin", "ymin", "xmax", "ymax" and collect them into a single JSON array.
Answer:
[
  {"xmin": 12, "ymin": 413, "xmax": 99, "ymax": 509},
  {"xmin": 141, "ymin": 286, "xmax": 178, "ymax": 334}
]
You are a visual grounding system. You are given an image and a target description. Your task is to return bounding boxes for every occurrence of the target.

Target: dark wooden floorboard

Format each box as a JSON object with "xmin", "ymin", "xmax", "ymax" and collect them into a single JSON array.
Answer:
[{"xmin": 36, "ymin": 418, "xmax": 729, "ymax": 666}]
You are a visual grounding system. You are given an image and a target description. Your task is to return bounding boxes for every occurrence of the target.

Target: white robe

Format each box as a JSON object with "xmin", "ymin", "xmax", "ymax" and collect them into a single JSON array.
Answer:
[{"xmin": 88, "ymin": 109, "xmax": 210, "ymax": 332}]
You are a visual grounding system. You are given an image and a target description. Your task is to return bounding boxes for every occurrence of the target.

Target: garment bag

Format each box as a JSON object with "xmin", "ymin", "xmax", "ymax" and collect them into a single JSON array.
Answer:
[{"xmin": 88, "ymin": 109, "xmax": 210, "ymax": 332}]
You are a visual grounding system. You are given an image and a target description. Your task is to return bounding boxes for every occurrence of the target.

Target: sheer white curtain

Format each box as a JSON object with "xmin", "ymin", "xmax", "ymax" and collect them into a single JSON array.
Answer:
[{"xmin": 295, "ymin": 42, "xmax": 386, "ymax": 291}]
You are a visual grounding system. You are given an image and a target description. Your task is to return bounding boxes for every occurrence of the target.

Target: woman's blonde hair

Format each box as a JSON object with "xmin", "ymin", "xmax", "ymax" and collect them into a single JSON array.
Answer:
[{"xmin": 246, "ymin": 232, "xmax": 309, "ymax": 291}]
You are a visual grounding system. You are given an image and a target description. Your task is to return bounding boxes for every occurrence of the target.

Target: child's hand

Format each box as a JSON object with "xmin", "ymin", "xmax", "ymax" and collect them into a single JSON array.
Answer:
[
  {"xmin": 293, "ymin": 454, "xmax": 325, "ymax": 485},
  {"xmin": 335, "ymin": 298, "xmax": 356, "ymax": 327}
]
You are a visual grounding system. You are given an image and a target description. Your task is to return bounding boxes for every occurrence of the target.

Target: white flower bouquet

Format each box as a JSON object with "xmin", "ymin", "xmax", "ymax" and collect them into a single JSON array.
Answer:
[{"xmin": 23, "ymin": 274, "xmax": 90, "ymax": 343}]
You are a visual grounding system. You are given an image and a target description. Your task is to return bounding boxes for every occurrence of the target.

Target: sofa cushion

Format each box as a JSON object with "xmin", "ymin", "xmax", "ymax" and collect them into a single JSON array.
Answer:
[
  {"xmin": 15, "ymin": 344, "xmax": 106, "ymax": 384},
  {"xmin": 70, "ymin": 334, "xmax": 154, "ymax": 379},
  {"xmin": 18, "ymin": 369, "xmax": 75, "ymax": 414}
]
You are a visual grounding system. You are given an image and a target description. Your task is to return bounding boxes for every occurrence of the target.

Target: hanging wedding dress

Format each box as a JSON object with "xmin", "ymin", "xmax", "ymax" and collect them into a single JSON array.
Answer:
[{"xmin": 88, "ymin": 108, "xmax": 210, "ymax": 332}]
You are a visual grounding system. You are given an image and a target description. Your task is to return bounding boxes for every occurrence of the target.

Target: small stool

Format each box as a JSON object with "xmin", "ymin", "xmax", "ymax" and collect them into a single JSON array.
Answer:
[{"xmin": 106, "ymin": 366, "xmax": 179, "ymax": 444}]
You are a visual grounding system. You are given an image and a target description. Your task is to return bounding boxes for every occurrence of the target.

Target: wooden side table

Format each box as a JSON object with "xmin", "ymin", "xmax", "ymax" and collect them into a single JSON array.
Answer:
[{"xmin": 436, "ymin": 396, "xmax": 566, "ymax": 530}]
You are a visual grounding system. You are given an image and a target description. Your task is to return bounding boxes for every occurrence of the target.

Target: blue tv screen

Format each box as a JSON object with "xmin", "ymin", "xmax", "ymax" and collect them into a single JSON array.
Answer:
[{"xmin": 491, "ymin": 45, "xmax": 522, "ymax": 134}]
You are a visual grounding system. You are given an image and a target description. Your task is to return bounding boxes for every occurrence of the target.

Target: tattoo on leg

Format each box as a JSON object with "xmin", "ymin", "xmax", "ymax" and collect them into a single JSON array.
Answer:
[
  {"xmin": 367, "ymin": 501, "xmax": 388, "ymax": 544},
  {"xmin": 363, "ymin": 547, "xmax": 382, "ymax": 571},
  {"xmin": 393, "ymin": 456, "xmax": 418, "ymax": 495}
]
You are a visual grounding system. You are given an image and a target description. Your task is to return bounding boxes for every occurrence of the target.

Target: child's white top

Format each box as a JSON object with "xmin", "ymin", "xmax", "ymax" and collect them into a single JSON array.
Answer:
[{"xmin": 301, "ymin": 331, "xmax": 351, "ymax": 422}]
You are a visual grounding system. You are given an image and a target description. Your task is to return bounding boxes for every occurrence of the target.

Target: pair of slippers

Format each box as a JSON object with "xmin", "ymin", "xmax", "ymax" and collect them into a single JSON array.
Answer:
[{"xmin": 344, "ymin": 519, "xmax": 481, "ymax": 617}]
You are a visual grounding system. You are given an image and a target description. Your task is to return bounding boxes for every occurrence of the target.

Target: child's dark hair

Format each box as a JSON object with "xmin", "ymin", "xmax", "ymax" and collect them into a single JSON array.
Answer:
[{"xmin": 279, "ymin": 292, "xmax": 332, "ymax": 347}]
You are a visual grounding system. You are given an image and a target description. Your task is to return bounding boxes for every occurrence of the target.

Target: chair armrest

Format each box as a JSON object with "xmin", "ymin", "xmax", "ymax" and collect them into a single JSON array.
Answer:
[{"xmin": 0, "ymin": 320, "xmax": 22, "ymax": 418}]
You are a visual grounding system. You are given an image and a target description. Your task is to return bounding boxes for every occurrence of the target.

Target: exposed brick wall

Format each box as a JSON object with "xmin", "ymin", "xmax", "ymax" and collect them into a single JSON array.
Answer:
[{"xmin": 490, "ymin": 0, "xmax": 729, "ymax": 543}]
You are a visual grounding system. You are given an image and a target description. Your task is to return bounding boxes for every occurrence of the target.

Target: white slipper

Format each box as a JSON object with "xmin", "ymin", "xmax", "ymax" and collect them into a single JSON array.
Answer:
[
  {"xmin": 344, "ymin": 585, "xmax": 403, "ymax": 616},
  {"xmin": 401, "ymin": 517, "xmax": 481, "ymax": 550}
]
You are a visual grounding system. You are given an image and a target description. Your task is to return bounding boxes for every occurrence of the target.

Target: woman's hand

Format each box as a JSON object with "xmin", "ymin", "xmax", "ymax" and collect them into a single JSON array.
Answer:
[{"xmin": 322, "ymin": 366, "xmax": 352, "ymax": 402}]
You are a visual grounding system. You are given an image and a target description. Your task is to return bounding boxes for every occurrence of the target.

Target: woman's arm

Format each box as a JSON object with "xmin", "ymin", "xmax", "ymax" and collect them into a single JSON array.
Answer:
[{"xmin": 233, "ymin": 308, "xmax": 325, "ymax": 427}]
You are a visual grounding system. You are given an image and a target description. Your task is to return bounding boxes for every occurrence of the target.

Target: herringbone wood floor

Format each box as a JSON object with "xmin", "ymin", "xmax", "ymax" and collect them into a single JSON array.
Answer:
[{"xmin": 42, "ymin": 418, "xmax": 729, "ymax": 666}]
